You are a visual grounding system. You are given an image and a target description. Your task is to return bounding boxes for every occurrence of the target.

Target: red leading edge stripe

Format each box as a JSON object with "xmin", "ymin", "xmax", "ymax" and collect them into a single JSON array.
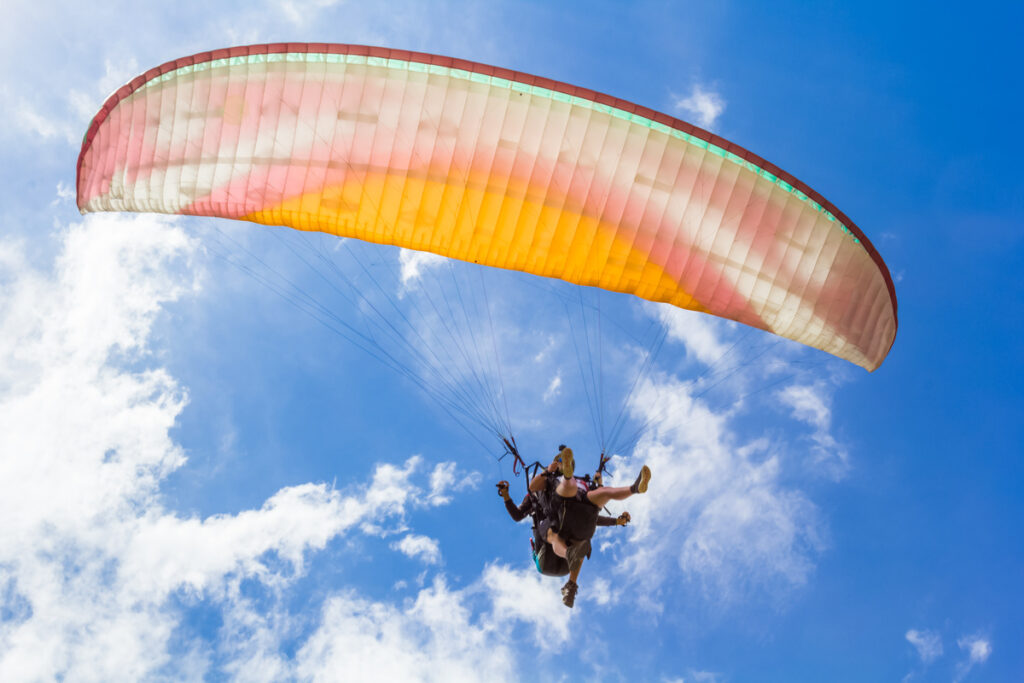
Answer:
[{"xmin": 76, "ymin": 42, "xmax": 898, "ymax": 353}]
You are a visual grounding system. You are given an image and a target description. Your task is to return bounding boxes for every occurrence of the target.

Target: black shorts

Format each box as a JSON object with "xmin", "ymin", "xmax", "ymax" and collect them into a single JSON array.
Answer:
[{"xmin": 556, "ymin": 491, "xmax": 600, "ymax": 544}]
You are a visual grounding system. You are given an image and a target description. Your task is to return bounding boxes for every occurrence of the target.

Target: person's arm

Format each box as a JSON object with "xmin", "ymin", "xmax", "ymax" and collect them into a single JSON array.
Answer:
[
  {"xmin": 505, "ymin": 495, "xmax": 532, "ymax": 522},
  {"xmin": 498, "ymin": 481, "xmax": 533, "ymax": 522},
  {"xmin": 597, "ymin": 512, "xmax": 631, "ymax": 527},
  {"xmin": 529, "ymin": 461, "xmax": 559, "ymax": 492},
  {"xmin": 498, "ymin": 480, "xmax": 521, "ymax": 522}
]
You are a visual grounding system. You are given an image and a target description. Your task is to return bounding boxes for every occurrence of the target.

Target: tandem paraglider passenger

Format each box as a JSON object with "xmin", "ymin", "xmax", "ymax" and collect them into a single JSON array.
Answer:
[{"xmin": 498, "ymin": 445, "xmax": 649, "ymax": 607}]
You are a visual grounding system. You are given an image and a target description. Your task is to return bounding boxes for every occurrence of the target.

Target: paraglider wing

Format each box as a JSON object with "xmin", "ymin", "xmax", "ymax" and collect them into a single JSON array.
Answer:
[{"xmin": 77, "ymin": 43, "xmax": 897, "ymax": 370}]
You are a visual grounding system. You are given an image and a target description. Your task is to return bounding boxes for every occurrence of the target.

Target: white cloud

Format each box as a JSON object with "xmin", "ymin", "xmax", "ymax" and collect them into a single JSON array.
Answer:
[
  {"xmin": 588, "ymin": 576, "xmax": 614, "ymax": 607},
  {"xmin": 954, "ymin": 634, "xmax": 992, "ymax": 681},
  {"xmin": 778, "ymin": 384, "xmax": 830, "ymax": 430},
  {"xmin": 543, "ymin": 372, "xmax": 563, "ymax": 402},
  {"xmin": 659, "ymin": 672, "xmax": 720, "ymax": 683},
  {"xmin": 480, "ymin": 564, "xmax": 573, "ymax": 648},
  {"xmin": 0, "ymin": 214, "xmax": 197, "ymax": 681},
  {"xmin": 392, "ymin": 534, "xmax": 442, "ymax": 565},
  {"xmin": 120, "ymin": 483, "xmax": 364, "ymax": 598},
  {"xmin": 427, "ymin": 460, "xmax": 478, "ymax": 506},
  {"xmin": 428, "ymin": 461, "xmax": 456, "ymax": 506},
  {"xmin": 2, "ymin": 51, "xmax": 137, "ymax": 148},
  {"xmin": 274, "ymin": 0, "xmax": 344, "ymax": 27},
  {"xmin": 608, "ymin": 372, "xmax": 826, "ymax": 603},
  {"xmin": 958, "ymin": 635, "xmax": 992, "ymax": 663},
  {"xmin": 52, "ymin": 181, "xmax": 76, "ymax": 207},
  {"xmin": 358, "ymin": 456, "xmax": 463, "ymax": 535},
  {"xmin": 652, "ymin": 304, "xmax": 730, "ymax": 367},
  {"xmin": 906, "ymin": 628, "xmax": 943, "ymax": 664},
  {"xmin": 67, "ymin": 57, "xmax": 140, "ymax": 125},
  {"xmin": 777, "ymin": 383, "xmax": 848, "ymax": 478},
  {"xmin": 399, "ymin": 248, "xmax": 448, "ymax": 290},
  {"xmin": 295, "ymin": 577, "xmax": 519, "ymax": 683},
  {"xmin": 0, "ymin": 215, "xmax": 479, "ymax": 680},
  {"xmin": 673, "ymin": 84, "xmax": 726, "ymax": 130},
  {"xmin": 689, "ymin": 672, "xmax": 722, "ymax": 683},
  {"xmin": 5, "ymin": 93, "xmax": 79, "ymax": 145},
  {"xmin": 532, "ymin": 335, "xmax": 558, "ymax": 363}
]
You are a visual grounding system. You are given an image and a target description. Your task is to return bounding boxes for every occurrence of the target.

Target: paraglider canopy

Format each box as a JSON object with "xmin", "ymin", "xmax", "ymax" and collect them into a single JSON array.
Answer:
[{"xmin": 77, "ymin": 43, "xmax": 897, "ymax": 371}]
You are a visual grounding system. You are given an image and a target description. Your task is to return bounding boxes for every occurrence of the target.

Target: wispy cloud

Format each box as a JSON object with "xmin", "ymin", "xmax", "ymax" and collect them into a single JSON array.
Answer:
[
  {"xmin": 777, "ymin": 383, "xmax": 849, "ymax": 479},
  {"xmin": 427, "ymin": 460, "xmax": 457, "ymax": 505},
  {"xmin": 673, "ymin": 84, "xmax": 726, "ymax": 130},
  {"xmin": 651, "ymin": 304, "xmax": 730, "ymax": 367},
  {"xmin": 543, "ymin": 371, "xmax": 563, "ymax": 402},
  {"xmin": 955, "ymin": 634, "xmax": 992, "ymax": 682},
  {"xmin": 2, "ymin": 52, "xmax": 139, "ymax": 148},
  {"xmin": 610, "ymin": 372, "xmax": 826, "ymax": 604},
  {"xmin": 906, "ymin": 628, "xmax": 943, "ymax": 664},
  {"xmin": 689, "ymin": 672, "xmax": 722, "ymax": 683},
  {"xmin": 399, "ymin": 248, "xmax": 448, "ymax": 291},
  {"xmin": 958, "ymin": 635, "xmax": 992, "ymax": 663},
  {"xmin": 273, "ymin": 0, "xmax": 344, "ymax": 27},
  {"xmin": 661, "ymin": 671, "xmax": 721, "ymax": 683},
  {"xmin": 67, "ymin": 57, "xmax": 140, "ymax": 123},
  {"xmin": 4, "ymin": 93, "xmax": 79, "ymax": 145},
  {"xmin": 596, "ymin": 308, "xmax": 851, "ymax": 607}
]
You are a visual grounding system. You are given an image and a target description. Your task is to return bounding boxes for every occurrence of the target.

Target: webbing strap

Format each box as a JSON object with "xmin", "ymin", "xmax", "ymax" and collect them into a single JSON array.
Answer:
[{"xmin": 502, "ymin": 436, "xmax": 528, "ymax": 476}]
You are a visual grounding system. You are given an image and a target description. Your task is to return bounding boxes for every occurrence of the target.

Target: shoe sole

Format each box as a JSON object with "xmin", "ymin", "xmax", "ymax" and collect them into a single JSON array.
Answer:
[
  {"xmin": 561, "ymin": 448, "xmax": 575, "ymax": 480},
  {"xmin": 635, "ymin": 465, "xmax": 651, "ymax": 494}
]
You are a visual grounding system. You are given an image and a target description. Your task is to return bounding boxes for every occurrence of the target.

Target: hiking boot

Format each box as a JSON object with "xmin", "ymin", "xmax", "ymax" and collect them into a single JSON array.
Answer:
[
  {"xmin": 630, "ymin": 465, "xmax": 651, "ymax": 494},
  {"xmin": 561, "ymin": 579, "xmax": 578, "ymax": 608},
  {"xmin": 566, "ymin": 538, "xmax": 591, "ymax": 574},
  {"xmin": 560, "ymin": 447, "xmax": 575, "ymax": 480}
]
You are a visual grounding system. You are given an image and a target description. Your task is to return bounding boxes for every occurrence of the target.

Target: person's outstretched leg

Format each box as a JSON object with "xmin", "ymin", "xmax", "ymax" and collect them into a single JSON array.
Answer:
[{"xmin": 586, "ymin": 465, "xmax": 650, "ymax": 508}]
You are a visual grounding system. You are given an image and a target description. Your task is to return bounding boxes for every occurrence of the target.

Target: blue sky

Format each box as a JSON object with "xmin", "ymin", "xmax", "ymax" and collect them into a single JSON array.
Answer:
[{"xmin": 1, "ymin": 1, "xmax": 1021, "ymax": 681}]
